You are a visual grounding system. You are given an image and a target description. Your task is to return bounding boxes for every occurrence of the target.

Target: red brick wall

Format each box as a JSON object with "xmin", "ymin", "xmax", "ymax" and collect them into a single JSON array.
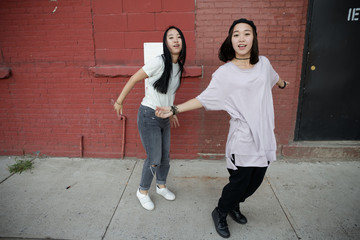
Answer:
[
  {"xmin": 0, "ymin": 0, "xmax": 200, "ymax": 159},
  {"xmin": 0, "ymin": 0, "xmax": 308, "ymax": 159},
  {"xmin": 92, "ymin": 0, "xmax": 196, "ymax": 65},
  {"xmin": 0, "ymin": 0, "xmax": 95, "ymax": 157}
]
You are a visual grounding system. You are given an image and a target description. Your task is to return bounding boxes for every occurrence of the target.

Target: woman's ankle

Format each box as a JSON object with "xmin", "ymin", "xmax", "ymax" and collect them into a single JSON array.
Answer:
[{"xmin": 139, "ymin": 189, "xmax": 148, "ymax": 195}]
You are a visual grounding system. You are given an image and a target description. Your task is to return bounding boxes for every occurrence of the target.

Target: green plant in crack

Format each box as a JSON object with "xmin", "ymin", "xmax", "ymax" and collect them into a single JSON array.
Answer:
[{"xmin": 8, "ymin": 151, "xmax": 40, "ymax": 174}]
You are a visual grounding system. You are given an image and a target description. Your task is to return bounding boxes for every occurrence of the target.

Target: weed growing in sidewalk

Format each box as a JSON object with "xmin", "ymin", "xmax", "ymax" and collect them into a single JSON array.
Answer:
[
  {"xmin": 8, "ymin": 151, "xmax": 41, "ymax": 174},
  {"xmin": 8, "ymin": 158, "xmax": 34, "ymax": 174}
]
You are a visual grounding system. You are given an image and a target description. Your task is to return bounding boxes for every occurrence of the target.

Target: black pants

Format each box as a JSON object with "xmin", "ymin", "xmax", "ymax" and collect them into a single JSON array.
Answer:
[{"xmin": 217, "ymin": 162, "xmax": 268, "ymax": 214}]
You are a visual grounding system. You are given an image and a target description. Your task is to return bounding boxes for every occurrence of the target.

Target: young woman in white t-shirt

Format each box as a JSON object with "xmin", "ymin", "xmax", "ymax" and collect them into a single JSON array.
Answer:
[
  {"xmin": 113, "ymin": 26, "xmax": 186, "ymax": 211},
  {"xmin": 155, "ymin": 19, "xmax": 288, "ymax": 238}
]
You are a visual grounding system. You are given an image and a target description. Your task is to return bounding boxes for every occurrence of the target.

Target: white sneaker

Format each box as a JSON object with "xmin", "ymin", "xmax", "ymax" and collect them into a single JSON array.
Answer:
[
  {"xmin": 156, "ymin": 185, "xmax": 176, "ymax": 201},
  {"xmin": 136, "ymin": 189, "xmax": 154, "ymax": 211}
]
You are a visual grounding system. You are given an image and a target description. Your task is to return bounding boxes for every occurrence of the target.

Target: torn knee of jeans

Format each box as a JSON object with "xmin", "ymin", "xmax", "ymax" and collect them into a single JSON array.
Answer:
[{"xmin": 150, "ymin": 164, "xmax": 158, "ymax": 176}]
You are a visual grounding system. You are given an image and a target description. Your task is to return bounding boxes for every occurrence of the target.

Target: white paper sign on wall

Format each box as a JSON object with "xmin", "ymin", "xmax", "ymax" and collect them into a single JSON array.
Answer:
[{"xmin": 143, "ymin": 42, "xmax": 163, "ymax": 64}]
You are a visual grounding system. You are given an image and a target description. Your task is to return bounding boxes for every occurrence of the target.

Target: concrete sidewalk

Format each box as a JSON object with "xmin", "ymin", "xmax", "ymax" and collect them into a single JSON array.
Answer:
[{"xmin": 0, "ymin": 156, "xmax": 359, "ymax": 240}]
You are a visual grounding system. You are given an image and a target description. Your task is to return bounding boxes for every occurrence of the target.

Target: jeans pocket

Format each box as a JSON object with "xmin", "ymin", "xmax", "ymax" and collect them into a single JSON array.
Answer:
[
  {"xmin": 143, "ymin": 111, "xmax": 156, "ymax": 125},
  {"xmin": 139, "ymin": 106, "xmax": 155, "ymax": 122}
]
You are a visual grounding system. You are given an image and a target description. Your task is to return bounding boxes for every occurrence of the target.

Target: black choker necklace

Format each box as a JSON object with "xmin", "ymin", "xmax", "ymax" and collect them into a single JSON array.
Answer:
[{"xmin": 235, "ymin": 57, "xmax": 250, "ymax": 60}]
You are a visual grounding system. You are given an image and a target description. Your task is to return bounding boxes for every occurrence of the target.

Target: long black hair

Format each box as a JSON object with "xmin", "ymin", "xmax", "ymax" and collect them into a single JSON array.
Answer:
[
  {"xmin": 153, "ymin": 26, "xmax": 186, "ymax": 94},
  {"xmin": 218, "ymin": 18, "xmax": 259, "ymax": 64}
]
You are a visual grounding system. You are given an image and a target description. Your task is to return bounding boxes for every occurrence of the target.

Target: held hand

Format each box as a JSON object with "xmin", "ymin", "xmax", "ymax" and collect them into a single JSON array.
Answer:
[
  {"xmin": 277, "ymin": 78, "xmax": 289, "ymax": 89},
  {"xmin": 170, "ymin": 115, "xmax": 180, "ymax": 128},
  {"xmin": 155, "ymin": 106, "xmax": 173, "ymax": 118}
]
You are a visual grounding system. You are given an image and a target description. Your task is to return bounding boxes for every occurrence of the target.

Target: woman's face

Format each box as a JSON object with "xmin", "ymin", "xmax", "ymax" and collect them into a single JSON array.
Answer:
[
  {"xmin": 231, "ymin": 23, "xmax": 254, "ymax": 58},
  {"xmin": 166, "ymin": 28, "xmax": 182, "ymax": 56}
]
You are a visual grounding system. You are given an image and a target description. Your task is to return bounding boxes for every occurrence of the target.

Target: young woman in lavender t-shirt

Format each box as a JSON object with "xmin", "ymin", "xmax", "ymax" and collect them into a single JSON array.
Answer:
[{"xmin": 156, "ymin": 19, "xmax": 288, "ymax": 238}]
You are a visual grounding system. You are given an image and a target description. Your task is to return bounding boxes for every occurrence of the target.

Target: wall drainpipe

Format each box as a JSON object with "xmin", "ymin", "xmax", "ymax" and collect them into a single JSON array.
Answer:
[
  {"xmin": 120, "ymin": 115, "xmax": 126, "ymax": 159},
  {"xmin": 80, "ymin": 135, "xmax": 84, "ymax": 157}
]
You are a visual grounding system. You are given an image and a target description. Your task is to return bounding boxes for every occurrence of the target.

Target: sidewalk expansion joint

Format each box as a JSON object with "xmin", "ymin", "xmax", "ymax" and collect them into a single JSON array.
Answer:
[
  {"xmin": 101, "ymin": 159, "xmax": 138, "ymax": 240},
  {"xmin": 266, "ymin": 176, "xmax": 302, "ymax": 240},
  {"xmin": 0, "ymin": 173, "xmax": 15, "ymax": 184}
]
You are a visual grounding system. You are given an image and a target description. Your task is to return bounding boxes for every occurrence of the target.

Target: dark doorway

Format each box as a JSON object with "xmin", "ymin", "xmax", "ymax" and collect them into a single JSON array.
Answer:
[{"xmin": 295, "ymin": 0, "xmax": 360, "ymax": 140}]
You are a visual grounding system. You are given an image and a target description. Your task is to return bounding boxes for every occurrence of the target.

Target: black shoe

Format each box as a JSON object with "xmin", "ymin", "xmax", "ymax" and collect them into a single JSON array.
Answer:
[
  {"xmin": 229, "ymin": 207, "xmax": 247, "ymax": 224},
  {"xmin": 211, "ymin": 207, "xmax": 230, "ymax": 238}
]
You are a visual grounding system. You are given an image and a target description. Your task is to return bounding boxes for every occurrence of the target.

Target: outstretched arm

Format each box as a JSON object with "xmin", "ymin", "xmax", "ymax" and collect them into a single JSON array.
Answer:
[
  {"xmin": 114, "ymin": 68, "xmax": 148, "ymax": 116},
  {"xmin": 156, "ymin": 98, "xmax": 203, "ymax": 118}
]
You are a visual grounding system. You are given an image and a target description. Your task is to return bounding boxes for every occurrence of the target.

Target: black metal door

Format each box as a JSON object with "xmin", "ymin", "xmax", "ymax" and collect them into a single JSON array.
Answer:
[{"xmin": 296, "ymin": 0, "xmax": 360, "ymax": 140}]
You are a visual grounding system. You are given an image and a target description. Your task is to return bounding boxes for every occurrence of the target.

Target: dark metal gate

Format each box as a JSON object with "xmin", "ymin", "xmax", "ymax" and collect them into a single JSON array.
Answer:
[{"xmin": 295, "ymin": 0, "xmax": 360, "ymax": 140}]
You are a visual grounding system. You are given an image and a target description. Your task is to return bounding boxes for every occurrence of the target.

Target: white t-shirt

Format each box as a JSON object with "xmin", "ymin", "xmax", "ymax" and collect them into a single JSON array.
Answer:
[{"xmin": 141, "ymin": 55, "xmax": 180, "ymax": 110}]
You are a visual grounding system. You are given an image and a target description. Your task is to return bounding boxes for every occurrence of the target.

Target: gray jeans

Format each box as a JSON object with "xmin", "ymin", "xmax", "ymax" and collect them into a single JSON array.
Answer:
[{"xmin": 137, "ymin": 105, "xmax": 171, "ymax": 191}]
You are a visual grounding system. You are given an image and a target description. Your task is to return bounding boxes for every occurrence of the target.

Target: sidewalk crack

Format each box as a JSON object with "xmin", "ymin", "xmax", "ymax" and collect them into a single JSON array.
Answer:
[
  {"xmin": 266, "ymin": 176, "xmax": 302, "ymax": 240},
  {"xmin": 101, "ymin": 160, "xmax": 138, "ymax": 240}
]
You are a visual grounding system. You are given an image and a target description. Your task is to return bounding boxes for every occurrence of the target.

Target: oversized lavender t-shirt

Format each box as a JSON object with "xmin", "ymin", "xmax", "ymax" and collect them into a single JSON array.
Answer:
[{"xmin": 196, "ymin": 56, "xmax": 279, "ymax": 169}]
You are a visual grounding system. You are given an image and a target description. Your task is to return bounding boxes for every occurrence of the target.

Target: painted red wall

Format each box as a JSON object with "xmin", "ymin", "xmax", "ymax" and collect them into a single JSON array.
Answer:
[{"xmin": 0, "ymin": 0, "xmax": 308, "ymax": 159}]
